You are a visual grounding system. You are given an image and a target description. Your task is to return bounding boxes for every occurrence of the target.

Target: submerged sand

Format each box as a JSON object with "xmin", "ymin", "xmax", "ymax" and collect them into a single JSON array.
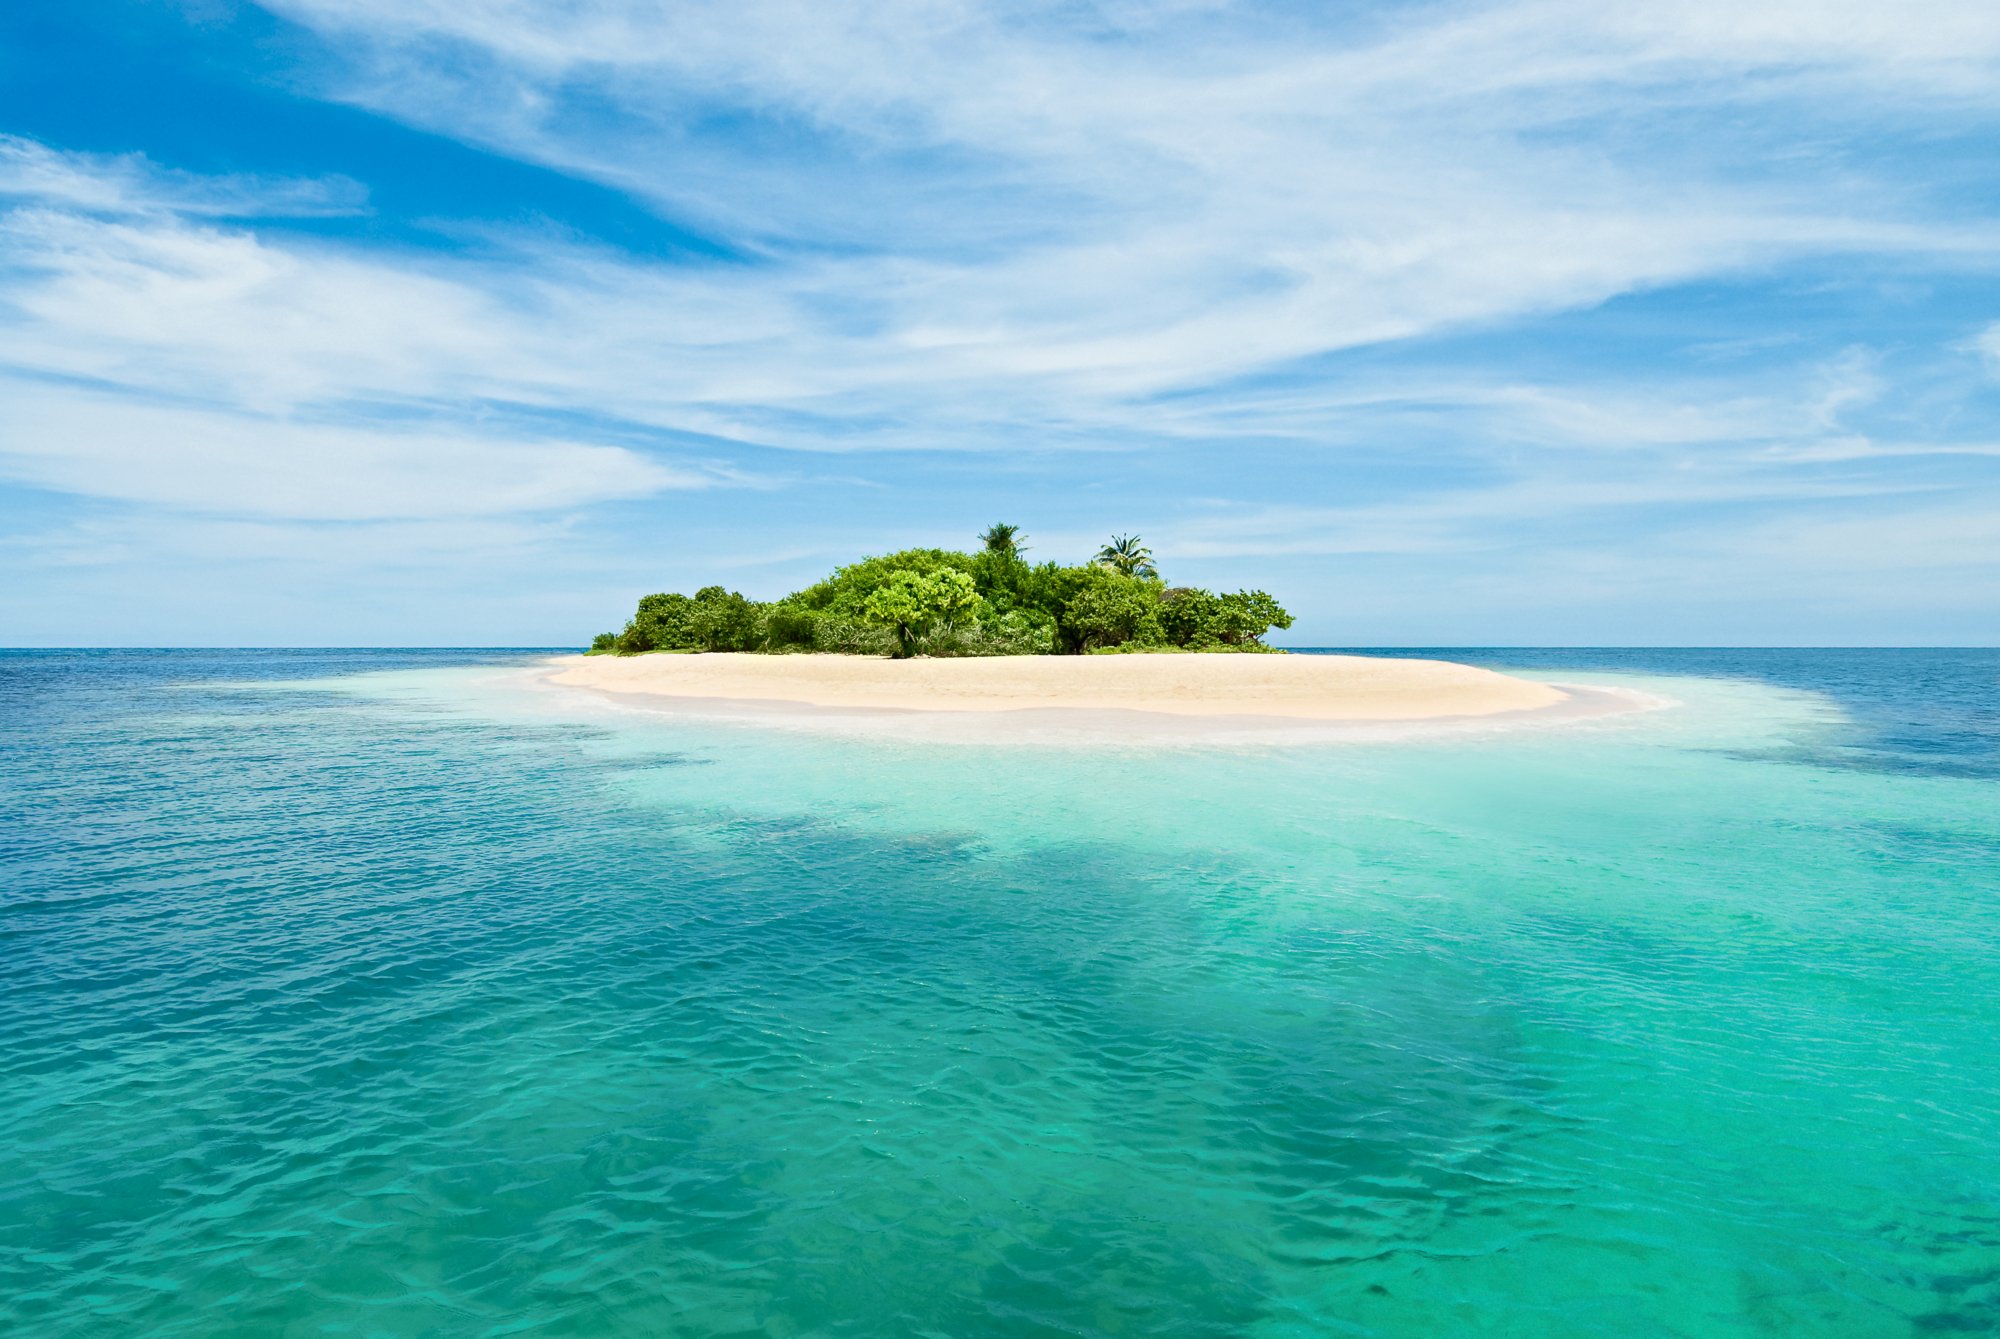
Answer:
[{"xmin": 544, "ymin": 651, "xmax": 1566, "ymax": 721}]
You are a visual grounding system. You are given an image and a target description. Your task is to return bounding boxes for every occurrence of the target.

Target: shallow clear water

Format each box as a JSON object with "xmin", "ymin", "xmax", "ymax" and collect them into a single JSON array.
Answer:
[{"xmin": 3, "ymin": 648, "xmax": 1997, "ymax": 1336}]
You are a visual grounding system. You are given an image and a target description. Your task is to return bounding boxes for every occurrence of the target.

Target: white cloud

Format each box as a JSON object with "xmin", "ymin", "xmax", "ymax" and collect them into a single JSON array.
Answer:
[
  {"xmin": 230, "ymin": 0, "xmax": 2000, "ymax": 412},
  {"xmin": 1978, "ymin": 322, "xmax": 2000, "ymax": 373},
  {"xmin": 0, "ymin": 134, "xmax": 366, "ymax": 218},
  {"xmin": 0, "ymin": 161, "xmax": 1985, "ymax": 473},
  {"xmin": 1159, "ymin": 469, "xmax": 1951, "ymax": 561},
  {"xmin": 0, "ymin": 382, "xmax": 699, "ymax": 520},
  {"xmin": 10, "ymin": 0, "xmax": 2000, "ymax": 475},
  {"xmin": 0, "ymin": 209, "xmax": 510, "ymax": 412}
]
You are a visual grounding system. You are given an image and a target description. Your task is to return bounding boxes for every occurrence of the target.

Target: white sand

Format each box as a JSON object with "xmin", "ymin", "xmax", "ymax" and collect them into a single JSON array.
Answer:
[{"xmin": 544, "ymin": 651, "xmax": 1566, "ymax": 721}]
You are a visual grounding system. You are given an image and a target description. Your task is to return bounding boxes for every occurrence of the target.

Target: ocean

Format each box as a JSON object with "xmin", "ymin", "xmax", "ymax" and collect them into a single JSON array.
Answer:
[{"xmin": 3, "ymin": 647, "xmax": 1996, "ymax": 1336}]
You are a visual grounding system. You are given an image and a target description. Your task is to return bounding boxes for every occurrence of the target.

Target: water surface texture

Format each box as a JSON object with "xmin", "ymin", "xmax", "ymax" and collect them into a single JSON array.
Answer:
[{"xmin": 3, "ymin": 648, "xmax": 1998, "ymax": 1337}]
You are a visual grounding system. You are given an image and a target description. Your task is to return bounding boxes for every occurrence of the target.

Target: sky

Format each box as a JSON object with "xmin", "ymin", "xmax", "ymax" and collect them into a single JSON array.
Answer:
[{"xmin": 4, "ymin": 1, "xmax": 2000, "ymax": 646}]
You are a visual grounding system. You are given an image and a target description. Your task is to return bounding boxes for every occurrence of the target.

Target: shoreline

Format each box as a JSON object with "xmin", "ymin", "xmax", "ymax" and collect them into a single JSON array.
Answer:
[{"xmin": 541, "ymin": 650, "xmax": 1571, "ymax": 723}]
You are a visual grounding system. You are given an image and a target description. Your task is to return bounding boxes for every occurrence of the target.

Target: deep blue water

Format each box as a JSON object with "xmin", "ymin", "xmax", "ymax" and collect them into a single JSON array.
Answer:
[{"xmin": 1312, "ymin": 647, "xmax": 2000, "ymax": 779}]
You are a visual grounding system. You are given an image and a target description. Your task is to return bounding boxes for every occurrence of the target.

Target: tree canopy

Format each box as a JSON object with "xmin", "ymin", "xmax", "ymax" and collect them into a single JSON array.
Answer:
[
  {"xmin": 861, "ymin": 569, "xmax": 982, "ymax": 656},
  {"xmin": 593, "ymin": 527, "xmax": 1292, "ymax": 658}
]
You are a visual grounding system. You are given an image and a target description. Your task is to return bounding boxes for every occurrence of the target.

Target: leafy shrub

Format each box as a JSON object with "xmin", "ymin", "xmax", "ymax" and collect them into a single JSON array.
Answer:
[
  {"xmin": 1157, "ymin": 586, "xmax": 1292, "ymax": 647},
  {"xmin": 809, "ymin": 614, "xmax": 894, "ymax": 655},
  {"xmin": 861, "ymin": 568, "xmax": 984, "ymax": 657},
  {"xmin": 689, "ymin": 588, "xmax": 762, "ymax": 651},
  {"xmin": 759, "ymin": 601, "xmax": 820, "ymax": 652},
  {"xmin": 790, "ymin": 550, "xmax": 982, "ymax": 617},
  {"xmin": 1054, "ymin": 569, "xmax": 1163, "ymax": 652},
  {"xmin": 586, "ymin": 526, "xmax": 1292, "ymax": 657}
]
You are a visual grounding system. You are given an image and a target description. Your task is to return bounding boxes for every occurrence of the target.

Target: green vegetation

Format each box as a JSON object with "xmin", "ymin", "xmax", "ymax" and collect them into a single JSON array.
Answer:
[
  {"xmin": 1094, "ymin": 533, "xmax": 1157, "ymax": 579},
  {"xmin": 977, "ymin": 522, "xmax": 1027, "ymax": 558},
  {"xmin": 590, "ymin": 526, "xmax": 1293, "ymax": 658}
]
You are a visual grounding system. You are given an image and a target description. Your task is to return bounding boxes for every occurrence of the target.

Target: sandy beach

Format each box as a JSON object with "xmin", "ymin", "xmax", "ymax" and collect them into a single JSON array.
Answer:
[{"xmin": 544, "ymin": 651, "xmax": 1567, "ymax": 721}]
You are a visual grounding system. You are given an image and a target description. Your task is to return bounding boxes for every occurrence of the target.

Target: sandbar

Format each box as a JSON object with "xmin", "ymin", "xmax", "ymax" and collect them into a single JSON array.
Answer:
[{"xmin": 543, "ymin": 651, "xmax": 1566, "ymax": 721}]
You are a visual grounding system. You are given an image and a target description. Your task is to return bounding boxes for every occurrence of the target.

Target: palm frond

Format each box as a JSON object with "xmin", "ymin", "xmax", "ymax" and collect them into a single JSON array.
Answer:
[
  {"xmin": 979, "ymin": 522, "xmax": 1028, "ymax": 556},
  {"xmin": 1094, "ymin": 534, "xmax": 1157, "ymax": 579}
]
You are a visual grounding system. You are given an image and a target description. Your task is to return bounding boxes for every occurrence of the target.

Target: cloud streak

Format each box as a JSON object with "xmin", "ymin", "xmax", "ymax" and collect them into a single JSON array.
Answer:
[
  {"xmin": 248, "ymin": 0, "xmax": 2000, "ymax": 403},
  {"xmin": 0, "ymin": 382, "xmax": 707, "ymax": 520},
  {"xmin": 0, "ymin": 135, "xmax": 368, "ymax": 219}
]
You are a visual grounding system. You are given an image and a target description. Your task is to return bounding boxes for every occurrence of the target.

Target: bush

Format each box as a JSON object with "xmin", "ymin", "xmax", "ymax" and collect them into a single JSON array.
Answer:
[
  {"xmin": 590, "ymin": 529, "xmax": 1293, "ymax": 657},
  {"xmin": 977, "ymin": 607, "xmax": 1056, "ymax": 655},
  {"xmin": 689, "ymin": 588, "xmax": 762, "ymax": 651},
  {"xmin": 1211, "ymin": 589, "xmax": 1293, "ymax": 645},
  {"xmin": 759, "ymin": 601, "xmax": 819, "ymax": 652},
  {"xmin": 1054, "ymin": 569, "xmax": 1163, "ymax": 652},
  {"xmin": 790, "ymin": 550, "xmax": 982, "ymax": 618},
  {"xmin": 1157, "ymin": 586, "xmax": 1292, "ymax": 648},
  {"xmin": 809, "ymin": 614, "xmax": 894, "ymax": 655},
  {"xmin": 611, "ymin": 592, "xmax": 699, "ymax": 652},
  {"xmin": 861, "ymin": 569, "xmax": 983, "ymax": 657},
  {"xmin": 921, "ymin": 609, "xmax": 1051, "ymax": 657}
]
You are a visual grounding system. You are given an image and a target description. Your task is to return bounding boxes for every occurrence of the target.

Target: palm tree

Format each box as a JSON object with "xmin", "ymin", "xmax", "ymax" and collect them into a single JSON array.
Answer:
[
  {"xmin": 979, "ymin": 523, "xmax": 1028, "ymax": 558},
  {"xmin": 1095, "ymin": 533, "xmax": 1157, "ymax": 579}
]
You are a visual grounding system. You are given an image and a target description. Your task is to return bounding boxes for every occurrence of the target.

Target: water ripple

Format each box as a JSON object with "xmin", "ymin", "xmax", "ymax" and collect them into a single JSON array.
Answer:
[{"xmin": 2, "ymin": 650, "xmax": 1997, "ymax": 1336}]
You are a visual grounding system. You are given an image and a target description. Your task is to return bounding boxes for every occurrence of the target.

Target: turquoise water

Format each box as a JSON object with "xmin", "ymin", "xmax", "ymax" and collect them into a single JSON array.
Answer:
[{"xmin": 3, "ymin": 648, "xmax": 1998, "ymax": 1336}]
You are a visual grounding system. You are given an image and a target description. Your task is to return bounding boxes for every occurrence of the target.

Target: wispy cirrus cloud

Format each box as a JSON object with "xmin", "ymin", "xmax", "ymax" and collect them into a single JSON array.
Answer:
[
  {"xmin": 0, "ymin": 134, "xmax": 368, "ymax": 219},
  {"xmin": 230, "ymin": 0, "xmax": 2000, "ymax": 427},
  {"xmin": 0, "ymin": 382, "xmax": 709, "ymax": 521},
  {"xmin": 0, "ymin": 151, "xmax": 733, "ymax": 527},
  {"xmin": 16, "ymin": 0, "xmax": 2000, "ymax": 443}
]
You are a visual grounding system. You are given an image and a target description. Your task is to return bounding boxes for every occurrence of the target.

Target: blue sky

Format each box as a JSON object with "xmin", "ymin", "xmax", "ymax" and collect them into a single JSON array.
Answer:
[{"xmin": 4, "ymin": 0, "xmax": 2000, "ymax": 645}]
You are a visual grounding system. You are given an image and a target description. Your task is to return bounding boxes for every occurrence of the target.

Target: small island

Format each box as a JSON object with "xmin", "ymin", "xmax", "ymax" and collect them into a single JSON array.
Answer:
[
  {"xmin": 590, "ymin": 526, "xmax": 1291, "ymax": 658},
  {"xmin": 563, "ymin": 526, "xmax": 1572, "ymax": 724}
]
